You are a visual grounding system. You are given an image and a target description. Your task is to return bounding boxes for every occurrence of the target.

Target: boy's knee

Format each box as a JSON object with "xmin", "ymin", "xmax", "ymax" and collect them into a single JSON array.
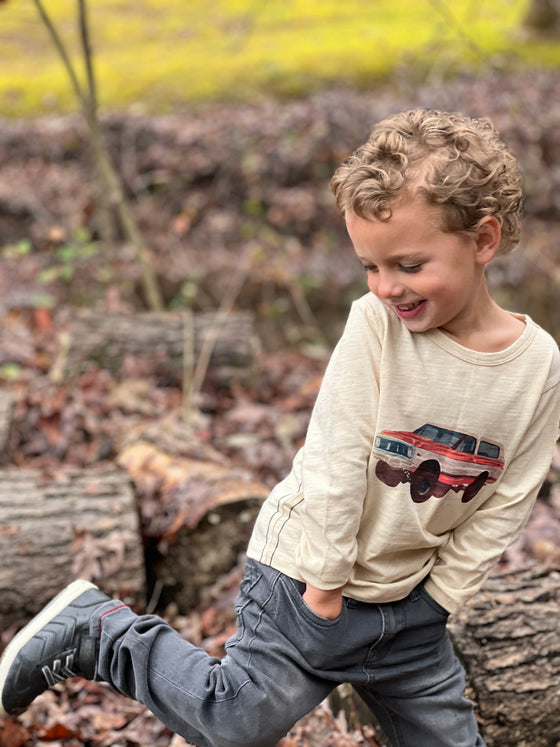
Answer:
[
  {"xmin": 209, "ymin": 732, "xmax": 278, "ymax": 747},
  {"xmin": 207, "ymin": 715, "xmax": 290, "ymax": 747}
]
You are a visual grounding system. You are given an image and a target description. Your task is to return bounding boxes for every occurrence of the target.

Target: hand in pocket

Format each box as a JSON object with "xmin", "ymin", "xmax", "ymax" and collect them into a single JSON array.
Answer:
[{"xmin": 303, "ymin": 584, "xmax": 344, "ymax": 620}]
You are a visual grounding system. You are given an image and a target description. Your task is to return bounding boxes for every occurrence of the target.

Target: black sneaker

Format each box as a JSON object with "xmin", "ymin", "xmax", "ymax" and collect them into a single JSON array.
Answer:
[{"xmin": 0, "ymin": 579, "xmax": 111, "ymax": 716}]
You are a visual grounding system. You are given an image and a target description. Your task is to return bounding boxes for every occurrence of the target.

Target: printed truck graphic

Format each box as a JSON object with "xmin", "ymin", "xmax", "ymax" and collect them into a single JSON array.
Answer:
[{"xmin": 373, "ymin": 423, "xmax": 504, "ymax": 503}]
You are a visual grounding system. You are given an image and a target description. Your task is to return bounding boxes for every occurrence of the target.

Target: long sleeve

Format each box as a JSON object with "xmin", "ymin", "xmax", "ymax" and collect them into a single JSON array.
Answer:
[{"xmin": 294, "ymin": 302, "xmax": 382, "ymax": 588}]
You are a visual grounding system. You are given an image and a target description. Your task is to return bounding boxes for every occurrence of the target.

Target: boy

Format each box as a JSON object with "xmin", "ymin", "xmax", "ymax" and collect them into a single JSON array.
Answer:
[{"xmin": 1, "ymin": 109, "xmax": 559, "ymax": 747}]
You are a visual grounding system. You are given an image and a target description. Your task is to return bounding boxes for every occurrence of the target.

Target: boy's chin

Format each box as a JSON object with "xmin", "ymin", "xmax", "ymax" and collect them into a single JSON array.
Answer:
[
  {"xmin": 401, "ymin": 321, "xmax": 434, "ymax": 333},
  {"xmin": 390, "ymin": 306, "xmax": 434, "ymax": 333}
]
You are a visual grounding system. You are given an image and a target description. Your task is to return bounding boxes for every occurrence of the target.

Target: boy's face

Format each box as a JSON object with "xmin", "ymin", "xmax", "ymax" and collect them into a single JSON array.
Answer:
[{"xmin": 345, "ymin": 196, "xmax": 491, "ymax": 339}]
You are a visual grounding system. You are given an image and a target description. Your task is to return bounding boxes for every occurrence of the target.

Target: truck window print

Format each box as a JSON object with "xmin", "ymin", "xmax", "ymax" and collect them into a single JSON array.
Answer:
[{"xmin": 373, "ymin": 424, "xmax": 505, "ymax": 503}]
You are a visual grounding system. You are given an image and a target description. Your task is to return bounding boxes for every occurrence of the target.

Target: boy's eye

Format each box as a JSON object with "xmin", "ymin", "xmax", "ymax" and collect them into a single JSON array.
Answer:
[
  {"xmin": 400, "ymin": 264, "xmax": 423, "ymax": 274},
  {"xmin": 362, "ymin": 263, "xmax": 423, "ymax": 274}
]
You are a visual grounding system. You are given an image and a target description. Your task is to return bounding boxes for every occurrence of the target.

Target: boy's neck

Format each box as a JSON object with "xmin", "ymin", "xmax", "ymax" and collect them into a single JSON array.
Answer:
[{"xmin": 439, "ymin": 300, "xmax": 526, "ymax": 353}]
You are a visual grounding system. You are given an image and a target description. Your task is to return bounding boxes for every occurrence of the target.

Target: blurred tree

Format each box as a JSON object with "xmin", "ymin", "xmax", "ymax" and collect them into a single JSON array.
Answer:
[
  {"xmin": 32, "ymin": 0, "xmax": 164, "ymax": 310},
  {"xmin": 524, "ymin": 0, "xmax": 560, "ymax": 34}
]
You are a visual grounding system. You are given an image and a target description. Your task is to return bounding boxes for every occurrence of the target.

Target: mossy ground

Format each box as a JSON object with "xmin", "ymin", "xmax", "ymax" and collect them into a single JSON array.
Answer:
[{"xmin": 1, "ymin": 0, "xmax": 557, "ymax": 117}]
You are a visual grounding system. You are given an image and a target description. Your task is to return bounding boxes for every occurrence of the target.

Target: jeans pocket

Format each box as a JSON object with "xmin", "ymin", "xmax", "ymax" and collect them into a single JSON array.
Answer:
[
  {"xmin": 283, "ymin": 576, "xmax": 344, "ymax": 626},
  {"xmin": 399, "ymin": 583, "xmax": 450, "ymax": 654},
  {"xmin": 417, "ymin": 582, "xmax": 449, "ymax": 618},
  {"xmin": 276, "ymin": 575, "xmax": 355, "ymax": 671}
]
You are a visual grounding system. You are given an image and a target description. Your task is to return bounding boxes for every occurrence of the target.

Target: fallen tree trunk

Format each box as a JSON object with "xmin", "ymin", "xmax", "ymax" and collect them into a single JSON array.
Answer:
[
  {"xmin": 52, "ymin": 308, "xmax": 258, "ymax": 384},
  {"xmin": 447, "ymin": 565, "xmax": 560, "ymax": 746},
  {"xmin": 0, "ymin": 467, "xmax": 145, "ymax": 630},
  {"xmin": 329, "ymin": 565, "xmax": 560, "ymax": 747}
]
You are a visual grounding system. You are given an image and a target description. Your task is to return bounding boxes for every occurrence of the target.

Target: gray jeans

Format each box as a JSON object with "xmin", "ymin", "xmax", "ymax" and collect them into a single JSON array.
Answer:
[{"xmin": 94, "ymin": 559, "xmax": 486, "ymax": 747}]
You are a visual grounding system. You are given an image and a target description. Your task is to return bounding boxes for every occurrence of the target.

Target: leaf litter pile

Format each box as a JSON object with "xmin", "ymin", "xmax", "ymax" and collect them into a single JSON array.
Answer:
[{"xmin": 1, "ymin": 72, "xmax": 560, "ymax": 746}]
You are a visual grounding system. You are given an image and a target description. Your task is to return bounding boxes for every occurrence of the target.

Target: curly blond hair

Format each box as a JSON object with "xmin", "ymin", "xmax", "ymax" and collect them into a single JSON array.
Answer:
[{"xmin": 330, "ymin": 109, "xmax": 523, "ymax": 255}]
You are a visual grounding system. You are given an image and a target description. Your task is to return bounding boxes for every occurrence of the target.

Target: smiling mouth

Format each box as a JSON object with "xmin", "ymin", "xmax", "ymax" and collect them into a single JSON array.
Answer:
[
  {"xmin": 393, "ymin": 300, "xmax": 426, "ymax": 319},
  {"xmin": 397, "ymin": 301, "xmax": 422, "ymax": 311}
]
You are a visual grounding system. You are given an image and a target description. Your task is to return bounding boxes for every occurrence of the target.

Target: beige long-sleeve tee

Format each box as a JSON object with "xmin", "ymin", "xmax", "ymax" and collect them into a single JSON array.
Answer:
[{"xmin": 247, "ymin": 293, "xmax": 560, "ymax": 614}]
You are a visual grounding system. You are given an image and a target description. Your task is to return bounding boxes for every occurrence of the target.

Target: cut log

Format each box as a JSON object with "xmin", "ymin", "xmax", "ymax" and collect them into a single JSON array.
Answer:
[
  {"xmin": 151, "ymin": 499, "xmax": 263, "ymax": 614},
  {"xmin": 51, "ymin": 308, "xmax": 258, "ymax": 384},
  {"xmin": 329, "ymin": 566, "xmax": 560, "ymax": 747},
  {"xmin": 117, "ymin": 418, "xmax": 269, "ymax": 613},
  {"xmin": 447, "ymin": 565, "xmax": 560, "ymax": 747},
  {"xmin": 0, "ymin": 388, "xmax": 14, "ymax": 457},
  {"xmin": 0, "ymin": 467, "xmax": 145, "ymax": 630}
]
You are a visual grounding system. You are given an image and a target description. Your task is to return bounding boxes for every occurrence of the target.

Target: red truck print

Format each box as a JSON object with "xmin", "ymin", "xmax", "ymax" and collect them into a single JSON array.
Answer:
[{"xmin": 373, "ymin": 423, "xmax": 504, "ymax": 503}]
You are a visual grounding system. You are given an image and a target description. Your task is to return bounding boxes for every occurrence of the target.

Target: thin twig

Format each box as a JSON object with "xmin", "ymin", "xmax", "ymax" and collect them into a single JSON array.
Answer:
[
  {"xmin": 32, "ymin": 0, "xmax": 87, "ymax": 109},
  {"xmin": 78, "ymin": 0, "xmax": 97, "ymax": 114},
  {"xmin": 183, "ymin": 251, "xmax": 253, "ymax": 423},
  {"xmin": 182, "ymin": 309, "xmax": 195, "ymax": 422}
]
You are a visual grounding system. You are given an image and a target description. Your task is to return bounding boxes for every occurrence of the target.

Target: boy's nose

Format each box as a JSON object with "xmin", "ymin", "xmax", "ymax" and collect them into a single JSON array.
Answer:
[{"xmin": 369, "ymin": 271, "xmax": 404, "ymax": 301}]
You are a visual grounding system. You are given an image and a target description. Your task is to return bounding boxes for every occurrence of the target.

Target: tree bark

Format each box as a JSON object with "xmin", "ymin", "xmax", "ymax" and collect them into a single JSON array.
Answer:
[
  {"xmin": 329, "ymin": 566, "xmax": 560, "ymax": 747},
  {"xmin": 51, "ymin": 308, "xmax": 258, "ymax": 385},
  {"xmin": 151, "ymin": 500, "xmax": 263, "ymax": 614},
  {"xmin": 447, "ymin": 565, "xmax": 560, "ymax": 746},
  {"xmin": 117, "ymin": 418, "xmax": 269, "ymax": 613},
  {"xmin": 0, "ymin": 389, "xmax": 14, "ymax": 456},
  {"xmin": 0, "ymin": 467, "xmax": 145, "ymax": 630}
]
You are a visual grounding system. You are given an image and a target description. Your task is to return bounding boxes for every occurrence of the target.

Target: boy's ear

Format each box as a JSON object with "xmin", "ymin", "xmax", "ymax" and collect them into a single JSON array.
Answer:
[{"xmin": 474, "ymin": 216, "xmax": 501, "ymax": 264}]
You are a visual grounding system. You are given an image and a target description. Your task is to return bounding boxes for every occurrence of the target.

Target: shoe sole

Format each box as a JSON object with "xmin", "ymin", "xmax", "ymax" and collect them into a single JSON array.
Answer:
[{"xmin": 0, "ymin": 579, "xmax": 97, "ymax": 716}]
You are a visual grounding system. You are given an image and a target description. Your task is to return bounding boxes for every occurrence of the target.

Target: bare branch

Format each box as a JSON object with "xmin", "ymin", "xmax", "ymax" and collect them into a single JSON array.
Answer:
[
  {"xmin": 32, "ymin": 0, "xmax": 88, "ymax": 110},
  {"xmin": 78, "ymin": 0, "xmax": 97, "ymax": 114},
  {"xmin": 183, "ymin": 251, "xmax": 253, "ymax": 422}
]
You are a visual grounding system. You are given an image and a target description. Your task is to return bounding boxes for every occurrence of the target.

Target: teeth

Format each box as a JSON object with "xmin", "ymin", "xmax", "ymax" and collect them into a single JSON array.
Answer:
[{"xmin": 398, "ymin": 302, "xmax": 420, "ymax": 311}]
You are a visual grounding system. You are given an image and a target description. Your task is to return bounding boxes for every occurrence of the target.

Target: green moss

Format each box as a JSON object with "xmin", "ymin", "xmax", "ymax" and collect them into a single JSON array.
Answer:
[{"xmin": 0, "ymin": 0, "xmax": 555, "ymax": 117}]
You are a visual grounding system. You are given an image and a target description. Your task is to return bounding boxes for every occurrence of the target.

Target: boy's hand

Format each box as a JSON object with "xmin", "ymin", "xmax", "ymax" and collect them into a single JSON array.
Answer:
[{"xmin": 303, "ymin": 584, "xmax": 344, "ymax": 620}]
